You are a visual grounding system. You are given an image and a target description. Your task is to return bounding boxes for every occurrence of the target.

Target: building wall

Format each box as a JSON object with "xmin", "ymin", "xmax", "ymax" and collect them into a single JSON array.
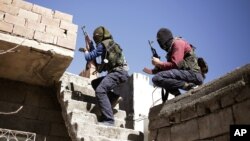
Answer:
[
  {"xmin": 0, "ymin": 0, "xmax": 77, "ymax": 86},
  {"xmin": 0, "ymin": 78, "xmax": 70, "ymax": 141},
  {"xmin": 148, "ymin": 64, "xmax": 250, "ymax": 141},
  {"xmin": 118, "ymin": 73, "xmax": 174, "ymax": 141}
]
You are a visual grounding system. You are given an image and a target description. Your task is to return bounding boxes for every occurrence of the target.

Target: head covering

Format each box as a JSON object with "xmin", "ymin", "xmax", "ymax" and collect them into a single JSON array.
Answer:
[
  {"xmin": 157, "ymin": 28, "xmax": 173, "ymax": 51},
  {"xmin": 93, "ymin": 26, "xmax": 112, "ymax": 44}
]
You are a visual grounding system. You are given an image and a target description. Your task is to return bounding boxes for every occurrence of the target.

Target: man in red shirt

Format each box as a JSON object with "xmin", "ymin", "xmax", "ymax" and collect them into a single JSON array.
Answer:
[{"xmin": 143, "ymin": 28, "xmax": 204, "ymax": 102}]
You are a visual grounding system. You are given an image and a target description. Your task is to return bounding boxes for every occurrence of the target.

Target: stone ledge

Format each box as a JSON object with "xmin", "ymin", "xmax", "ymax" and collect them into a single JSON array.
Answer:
[
  {"xmin": 149, "ymin": 64, "xmax": 250, "ymax": 130},
  {"xmin": 0, "ymin": 33, "xmax": 74, "ymax": 86}
]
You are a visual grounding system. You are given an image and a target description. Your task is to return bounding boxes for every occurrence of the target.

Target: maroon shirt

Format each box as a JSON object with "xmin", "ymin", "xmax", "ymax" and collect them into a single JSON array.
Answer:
[{"xmin": 158, "ymin": 39, "xmax": 192, "ymax": 70}]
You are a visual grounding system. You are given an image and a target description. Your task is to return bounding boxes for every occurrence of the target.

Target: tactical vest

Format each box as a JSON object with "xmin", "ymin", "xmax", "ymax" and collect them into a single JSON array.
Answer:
[
  {"xmin": 98, "ymin": 39, "xmax": 125, "ymax": 72},
  {"xmin": 167, "ymin": 39, "xmax": 201, "ymax": 73}
]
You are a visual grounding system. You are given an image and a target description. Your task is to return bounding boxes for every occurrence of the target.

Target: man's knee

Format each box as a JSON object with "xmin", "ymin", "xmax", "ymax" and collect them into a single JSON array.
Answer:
[{"xmin": 152, "ymin": 75, "xmax": 161, "ymax": 85}]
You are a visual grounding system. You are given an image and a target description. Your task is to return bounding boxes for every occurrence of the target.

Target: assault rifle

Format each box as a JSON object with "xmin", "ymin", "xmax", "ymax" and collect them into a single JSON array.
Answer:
[
  {"xmin": 79, "ymin": 26, "xmax": 98, "ymax": 79},
  {"xmin": 148, "ymin": 40, "xmax": 160, "ymax": 59},
  {"xmin": 148, "ymin": 40, "xmax": 161, "ymax": 74}
]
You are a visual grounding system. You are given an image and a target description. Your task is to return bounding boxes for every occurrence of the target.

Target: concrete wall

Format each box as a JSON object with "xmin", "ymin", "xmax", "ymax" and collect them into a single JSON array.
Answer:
[
  {"xmin": 118, "ymin": 73, "xmax": 174, "ymax": 141},
  {"xmin": 0, "ymin": 0, "xmax": 77, "ymax": 86},
  {"xmin": 0, "ymin": 78, "xmax": 70, "ymax": 141},
  {"xmin": 148, "ymin": 64, "xmax": 250, "ymax": 141}
]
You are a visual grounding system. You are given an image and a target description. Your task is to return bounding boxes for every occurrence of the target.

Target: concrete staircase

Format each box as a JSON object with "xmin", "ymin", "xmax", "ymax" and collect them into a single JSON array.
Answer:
[{"xmin": 57, "ymin": 72, "xmax": 143, "ymax": 141}]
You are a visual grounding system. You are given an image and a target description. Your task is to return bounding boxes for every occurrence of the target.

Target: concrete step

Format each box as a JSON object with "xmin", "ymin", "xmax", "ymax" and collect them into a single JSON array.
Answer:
[
  {"xmin": 60, "ymin": 72, "xmax": 93, "ymax": 89},
  {"xmin": 68, "ymin": 110, "xmax": 126, "ymax": 128},
  {"xmin": 64, "ymin": 99, "xmax": 126, "ymax": 119},
  {"xmin": 74, "ymin": 135, "xmax": 134, "ymax": 141},
  {"xmin": 73, "ymin": 121, "xmax": 143, "ymax": 141}
]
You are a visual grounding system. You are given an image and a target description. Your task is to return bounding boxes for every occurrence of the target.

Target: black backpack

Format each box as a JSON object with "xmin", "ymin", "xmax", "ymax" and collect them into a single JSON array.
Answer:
[{"xmin": 197, "ymin": 57, "xmax": 208, "ymax": 78}]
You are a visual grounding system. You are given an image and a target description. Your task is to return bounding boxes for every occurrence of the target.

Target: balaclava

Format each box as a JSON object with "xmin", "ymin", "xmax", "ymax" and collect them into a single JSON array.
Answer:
[
  {"xmin": 157, "ymin": 28, "xmax": 173, "ymax": 51},
  {"xmin": 93, "ymin": 26, "xmax": 112, "ymax": 44}
]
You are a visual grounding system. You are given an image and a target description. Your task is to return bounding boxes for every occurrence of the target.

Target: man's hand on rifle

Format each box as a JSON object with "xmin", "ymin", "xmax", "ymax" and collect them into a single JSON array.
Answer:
[
  {"xmin": 152, "ymin": 57, "xmax": 163, "ymax": 67},
  {"xmin": 79, "ymin": 47, "xmax": 88, "ymax": 53}
]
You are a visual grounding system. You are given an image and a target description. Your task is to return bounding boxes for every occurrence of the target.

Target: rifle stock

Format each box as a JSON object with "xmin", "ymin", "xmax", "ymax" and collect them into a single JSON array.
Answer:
[{"xmin": 79, "ymin": 26, "xmax": 98, "ymax": 79}]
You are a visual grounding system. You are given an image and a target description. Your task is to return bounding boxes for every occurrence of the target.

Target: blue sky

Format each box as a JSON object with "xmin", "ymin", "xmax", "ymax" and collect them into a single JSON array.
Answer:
[{"xmin": 28, "ymin": 0, "xmax": 250, "ymax": 83}]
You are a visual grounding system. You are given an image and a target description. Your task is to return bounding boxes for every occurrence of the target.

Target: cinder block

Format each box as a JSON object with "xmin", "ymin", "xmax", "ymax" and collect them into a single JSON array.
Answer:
[
  {"xmin": 54, "ymin": 10, "xmax": 73, "ymax": 22},
  {"xmin": 50, "ymin": 123, "xmax": 68, "ymax": 137},
  {"xmin": 38, "ymin": 109, "xmax": 64, "ymax": 123},
  {"xmin": 44, "ymin": 136, "xmax": 71, "ymax": 141},
  {"xmin": 0, "ymin": 20, "xmax": 13, "ymax": 32},
  {"xmin": 171, "ymin": 119, "xmax": 199, "ymax": 141},
  {"xmin": 26, "ymin": 20, "xmax": 45, "ymax": 32},
  {"xmin": 157, "ymin": 127, "xmax": 171, "ymax": 141},
  {"xmin": 0, "ymin": 3, "xmax": 20, "ymax": 15},
  {"xmin": 41, "ymin": 16, "xmax": 60, "ymax": 27},
  {"xmin": 34, "ymin": 31, "xmax": 55, "ymax": 44},
  {"xmin": 57, "ymin": 36, "xmax": 76, "ymax": 50},
  {"xmin": 181, "ymin": 105, "xmax": 197, "ymax": 121},
  {"xmin": 46, "ymin": 25, "xmax": 66, "ymax": 37},
  {"xmin": 4, "ymin": 13, "xmax": 25, "ymax": 26},
  {"xmin": 0, "ymin": 11, "xmax": 4, "ymax": 20},
  {"xmin": 13, "ymin": 24, "xmax": 34, "ymax": 39},
  {"xmin": 233, "ymin": 99, "xmax": 250, "ymax": 124},
  {"xmin": 0, "ymin": 0, "xmax": 12, "ymax": 4},
  {"xmin": 60, "ymin": 20, "xmax": 78, "ymax": 33},
  {"xmin": 12, "ymin": 0, "xmax": 33, "ymax": 11},
  {"xmin": 214, "ymin": 134, "xmax": 229, "ymax": 141},
  {"xmin": 18, "ymin": 9, "xmax": 39, "ymax": 21},
  {"xmin": 198, "ymin": 107, "xmax": 233, "ymax": 139},
  {"xmin": 32, "ymin": 4, "xmax": 53, "ymax": 18}
]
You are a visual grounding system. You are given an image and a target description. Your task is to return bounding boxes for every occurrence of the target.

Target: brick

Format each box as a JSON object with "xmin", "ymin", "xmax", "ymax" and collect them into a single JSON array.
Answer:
[
  {"xmin": 0, "ymin": 3, "xmax": 20, "ymax": 15},
  {"xmin": 12, "ymin": 0, "xmax": 33, "ymax": 11},
  {"xmin": 54, "ymin": 10, "xmax": 72, "ymax": 22},
  {"xmin": 198, "ymin": 108, "xmax": 234, "ymax": 139},
  {"xmin": 45, "ymin": 136, "xmax": 71, "ymax": 141},
  {"xmin": 181, "ymin": 105, "xmax": 197, "ymax": 121},
  {"xmin": 148, "ymin": 130, "xmax": 158, "ymax": 141},
  {"xmin": 214, "ymin": 134, "xmax": 230, "ymax": 141},
  {"xmin": 0, "ymin": 101, "xmax": 23, "ymax": 114},
  {"xmin": 4, "ymin": 13, "xmax": 25, "ymax": 26},
  {"xmin": 38, "ymin": 109, "xmax": 64, "ymax": 123},
  {"xmin": 50, "ymin": 123, "xmax": 68, "ymax": 137},
  {"xmin": 26, "ymin": 20, "xmax": 45, "ymax": 32},
  {"xmin": 46, "ymin": 25, "xmax": 66, "ymax": 37},
  {"xmin": 0, "ymin": 0, "xmax": 12, "ymax": 4},
  {"xmin": 13, "ymin": 24, "xmax": 34, "ymax": 39},
  {"xmin": 171, "ymin": 119, "xmax": 199, "ymax": 141},
  {"xmin": 18, "ymin": 9, "xmax": 39, "ymax": 21},
  {"xmin": 0, "ymin": 11, "xmax": 4, "ymax": 20},
  {"xmin": 0, "ymin": 20, "xmax": 13, "ymax": 32},
  {"xmin": 157, "ymin": 127, "xmax": 171, "ymax": 141},
  {"xmin": 32, "ymin": 4, "xmax": 53, "ymax": 18},
  {"xmin": 57, "ymin": 36, "xmax": 76, "ymax": 50},
  {"xmin": 221, "ymin": 90, "xmax": 237, "ymax": 108},
  {"xmin": 16, "ymin": 105, "xmax": 40, "ymax": 120},
  {"xmin": 235, "ymin": 85, "xmax": 250, "ymax": 102},
  {"xmin": 41, "ymin": 16, "xmax": 60, "ymax": 27},
  {"xmin": 34, "ymin": 31, "xmax": 55, "ymax": 44},
  {"xmin": 60, "ymin": 20, "xmax": 78, "ymax": 33},
  {"xmin": 66, "ymin": 32, "xmax": 77, "ymax": 42},
  {"xmin": 232, "ymin": 99, "xmax": 250, "ymax": 124}
]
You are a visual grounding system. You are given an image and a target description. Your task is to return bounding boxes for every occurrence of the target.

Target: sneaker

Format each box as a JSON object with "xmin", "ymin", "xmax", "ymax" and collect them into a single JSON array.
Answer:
[
  {"xmin": 98, "ymin": 121, "xmax": 114, "ymax": 126},
  {"xmin": 181, "ymin": 83, "xmax": 196, "ymax": 91},
  {"xmin": 111, "ymin": 96, "xmax": 123, "ymax": 108}
]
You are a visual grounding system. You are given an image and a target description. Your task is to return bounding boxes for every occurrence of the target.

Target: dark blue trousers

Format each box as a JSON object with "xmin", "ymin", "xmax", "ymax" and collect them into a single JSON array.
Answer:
[
  {"xmin": 152, "ymin": 69, "xmax": 203, "ymax": 93},
  {"xmin": 91, "ymin": 70, "xmax": 129, "ymax": 124}
]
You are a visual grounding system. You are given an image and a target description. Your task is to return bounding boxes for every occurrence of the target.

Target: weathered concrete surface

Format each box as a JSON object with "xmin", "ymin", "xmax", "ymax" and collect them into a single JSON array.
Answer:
[
  {"xmin": 57, "ymin": 72, "xmax": 144, "ymax": 141},
  {"xmin": 0, "ymin": 0, "xmax": 77, "ymax": 86},
  {"xmin": 0, "ymin": 78, "xmax": 71, "ymax": 141},
  {"xmin": 148, "ymin": 64, "xmax": 250, "ymax": 141}
]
